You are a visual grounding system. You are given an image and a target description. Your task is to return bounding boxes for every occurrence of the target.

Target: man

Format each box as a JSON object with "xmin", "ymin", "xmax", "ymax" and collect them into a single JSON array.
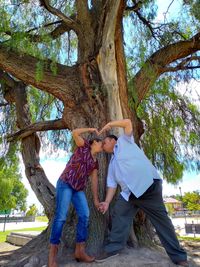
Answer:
[{"xmin": 96, "ymin": 119, "xmax": 188, "ymax": 267}]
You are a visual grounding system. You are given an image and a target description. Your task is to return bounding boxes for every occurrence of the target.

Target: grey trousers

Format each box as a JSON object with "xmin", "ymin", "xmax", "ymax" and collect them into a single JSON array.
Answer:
[{"xmin": 104, "ymin": 180, "xmax": 187, "ymax": 263}]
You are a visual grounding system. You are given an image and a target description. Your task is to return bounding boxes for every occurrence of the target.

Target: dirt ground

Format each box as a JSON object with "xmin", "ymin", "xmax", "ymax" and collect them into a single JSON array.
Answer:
[{"xmin": 0, "ymin": 240, "xmax": 199, "ymax": 267}]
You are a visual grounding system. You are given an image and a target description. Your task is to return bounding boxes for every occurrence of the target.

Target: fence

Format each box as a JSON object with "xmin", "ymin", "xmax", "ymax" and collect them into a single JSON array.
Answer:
[
  {"xmin": 185, "ymin": 223, "xmax": 200, "ymax": 234},
  {"xmin": 0, "ymin": 216, "xmax": 35, "ymax": 223},
  {"xmin": 172, "ymin": 210, "xmax": 200, "ymax": 218}
]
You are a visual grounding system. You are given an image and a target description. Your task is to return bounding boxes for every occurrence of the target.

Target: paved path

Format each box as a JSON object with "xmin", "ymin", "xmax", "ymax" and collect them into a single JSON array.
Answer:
[
  {"xmin": 171, "ymin": 217, "xmax": 200, "ymax": 237},
  {"xmin": 0, "ymin": 221, "xmax": 48, "ymax": 231}
]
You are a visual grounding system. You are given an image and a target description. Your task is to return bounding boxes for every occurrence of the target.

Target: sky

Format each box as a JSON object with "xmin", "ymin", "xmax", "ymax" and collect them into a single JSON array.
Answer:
[{"xmin": 19, "ymin": 0, "xmax": 199, "ymax": 209}]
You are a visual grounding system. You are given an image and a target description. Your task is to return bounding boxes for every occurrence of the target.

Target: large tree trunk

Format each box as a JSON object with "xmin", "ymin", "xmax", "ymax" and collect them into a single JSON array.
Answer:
[
  {"xmin": 0, "ymin": 2, "xmax": 154, "ymax": 267},
  {"xmin": 2, "ymin": 0, "xmax": 200, "ymax": 266}
]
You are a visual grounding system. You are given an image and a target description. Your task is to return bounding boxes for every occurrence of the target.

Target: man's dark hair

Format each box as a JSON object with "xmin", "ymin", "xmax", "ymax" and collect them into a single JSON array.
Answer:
[{"xmin": 106, "ymin": 134, "xmax": 118, "ymax": 141}]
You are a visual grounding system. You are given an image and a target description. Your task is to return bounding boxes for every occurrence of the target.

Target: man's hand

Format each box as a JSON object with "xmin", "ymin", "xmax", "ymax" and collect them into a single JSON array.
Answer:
[
  {"xmin": 98, "ymin": 201, "xmax": 109, "ymax": 214},
  {"xmin": 99, "ymin": 119, "xmax": 132, "ymax": 136}
]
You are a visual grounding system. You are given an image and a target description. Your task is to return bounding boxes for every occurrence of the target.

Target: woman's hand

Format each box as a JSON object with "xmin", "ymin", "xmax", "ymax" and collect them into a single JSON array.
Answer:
[
  {"xmin": 72, "ymin": 127, "xmax": 99, "ymax": 146},
  {"xmin": 98, "ymin": 201, "xmax": 109, "ymax": 214},
  {"xmin": 98, "ymin": 123, "xmax": 111, "ymax": 135},
  {"xmin": 88, "ymin": 128, "xmax": 99, "ymax": 135}
]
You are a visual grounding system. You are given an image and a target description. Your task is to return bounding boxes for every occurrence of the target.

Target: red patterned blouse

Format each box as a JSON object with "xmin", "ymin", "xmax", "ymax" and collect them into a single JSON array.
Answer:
[{"xmin": 59, "ymin": 139, "xmax": 99, "ymax": 191}]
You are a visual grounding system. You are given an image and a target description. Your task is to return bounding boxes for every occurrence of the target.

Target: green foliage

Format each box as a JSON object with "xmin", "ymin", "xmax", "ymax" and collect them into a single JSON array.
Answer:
[
  {"xmin": 0, "ymin": 0, "xmax": 77, "ymax": 82},
  {"xmin": 182, "ymin": 191, "xmax": 200, "ymax": 211},
  {"xmin": 27, "ymin": 86, "xmax": 56, "ymax": 121},
  {"xmin": 36, "ymin": 216, "xmax": 48, "ymax": 222},
  {"xmin": 35, "ymin": 61, "xmax": 44, "ymax": 82},
  {"xmin": 0, "ymin": 227, "xmax": 47, "ymax": 243},
  {"xmin": 136, "ymin": 77, "xmax": 200, "ymax": 183},
  {"xmin": 183, "ymin": 0, "xmax": 200, "ymax": 22},
  {"xmin": 26, "ymin": 204, "xmax": 38, "ymax": 216},
  {"xmin": 0, "ymin": 0, "xmax": 200, "ymax": 190},
  {"xmin": 0, "ymin": 143, "xmax": 28, "ymax": 211},
  {"xmin": 165, "ymin": 203, "xmax": 175, "ymax": 216},
  {"xmin": 178, "ymin": 236, "xmax": 200, "ymax": 242},
  {"xmin": 0, "ymin": 176, "xmax": 16, "ymax": 210}
]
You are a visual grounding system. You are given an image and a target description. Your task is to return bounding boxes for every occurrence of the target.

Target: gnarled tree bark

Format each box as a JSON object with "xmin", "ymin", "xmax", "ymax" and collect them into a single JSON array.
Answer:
[{"xmin": 1, "ymin": 0, "xmax": 200, "ymax": 266}]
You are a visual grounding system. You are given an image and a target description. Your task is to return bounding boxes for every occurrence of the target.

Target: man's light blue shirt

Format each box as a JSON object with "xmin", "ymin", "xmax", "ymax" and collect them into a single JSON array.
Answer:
[{"xmin": 107, "ymin": 134, "xmax": 161, "ymax": 201}]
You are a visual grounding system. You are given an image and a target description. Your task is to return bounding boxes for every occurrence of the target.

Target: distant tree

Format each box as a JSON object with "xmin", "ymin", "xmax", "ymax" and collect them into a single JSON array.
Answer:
[
  {"xmin": 164, "ymin": 203, "xmax": 175, "ymax": 216},
  {"xmin": 26, "ymin": 204, "xmax": 38, "ymax": 217},
  {"xmin": 0, "ymin": 143, "xmax": 28, "ymax": 212},
  {"xmin": 167, "ymin": 194, "xmax": 182, "ymax": 202},
  {"xmin": 182, "ymin": 191, "xmax": 200, "ymax": 211}
]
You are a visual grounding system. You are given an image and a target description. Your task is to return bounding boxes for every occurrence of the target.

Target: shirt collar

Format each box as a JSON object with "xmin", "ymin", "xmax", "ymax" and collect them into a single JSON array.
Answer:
[{"xmin": 113, "ymin": 143, "xmax": 118, "ymax": 154}]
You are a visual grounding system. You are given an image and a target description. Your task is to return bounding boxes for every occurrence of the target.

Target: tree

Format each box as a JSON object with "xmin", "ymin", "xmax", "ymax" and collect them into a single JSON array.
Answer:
[
  {"xmin": 164, "ymin": 203, "xmax": 175, "ymax": 216},
  {"xmin": 26, "ymin": 204, "xmax": 38, "ymax": 217},
  {"xmin": 0, "ymin": 0, "xmax": 200, "ymax": 266},
  {"xmin": 182, "ymin": 191, "xmax": 200, "ymax": 211},
  {"xmin": 0, "ymin": 143, "xmax": 28, "ymax": 212}
]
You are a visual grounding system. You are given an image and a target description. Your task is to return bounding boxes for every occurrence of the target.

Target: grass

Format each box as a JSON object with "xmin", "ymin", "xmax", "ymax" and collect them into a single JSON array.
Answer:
[
  {"xmin": 35, "ymin": 216, "xmax": 48, "ymax": 222},
  {"xmin": 0, "ymin": 226, "xmax": 47, "ymax": 243},
  {"xmin": 178, "ymin": 236, "xmax": 200, "ymax": 242}
]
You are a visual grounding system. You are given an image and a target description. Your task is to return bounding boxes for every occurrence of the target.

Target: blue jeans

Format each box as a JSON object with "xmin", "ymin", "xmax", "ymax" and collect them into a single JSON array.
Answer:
[{"xmin": 50, "ymin": 179, "xmax": 89, "ymax": 244}]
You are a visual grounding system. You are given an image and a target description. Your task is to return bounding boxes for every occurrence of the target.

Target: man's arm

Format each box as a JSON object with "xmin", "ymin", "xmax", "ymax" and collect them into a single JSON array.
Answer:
[
  {"xmin": 99, "ymin": 119, "xmax": 132, "ymax": 136},
  {"xmin": 72, "ymin": 128, "xmax": 98, "ymax": 147},
  {"xmin": 99, "ymin": 187, "xmax": 117, "ymax": 214},
  {"xmin": 90, "ymin": 169, "xmax": 100, "ymax": 209}
]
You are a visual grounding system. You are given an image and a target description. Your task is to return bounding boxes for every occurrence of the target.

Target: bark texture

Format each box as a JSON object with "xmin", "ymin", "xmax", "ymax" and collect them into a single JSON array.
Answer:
[{"xmin": 1, "ymin": 0, "xmax": 200, "ymax": 266}]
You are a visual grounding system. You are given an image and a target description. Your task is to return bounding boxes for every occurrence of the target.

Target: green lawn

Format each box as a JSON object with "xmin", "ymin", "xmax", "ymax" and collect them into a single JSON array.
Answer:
[
  {"xmin": 178, "ymin": 236, "xmax": 200, "ymax": 242},
  {"xmin": 0, "ymin": 226, "xmax": 47, "ymax": 243},
  {"xmin": 35, "ymin": 216, "xmax": 48, "ymax": 222}
]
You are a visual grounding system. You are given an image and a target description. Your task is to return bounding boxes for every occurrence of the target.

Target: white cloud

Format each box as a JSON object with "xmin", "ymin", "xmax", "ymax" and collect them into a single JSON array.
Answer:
[
  {"xmin": 175, "ymin": 79, "xmax": 200, "ymax": 107},
  {"xmin": 40, "ymin": 159, "xmax": 67, "ymax": 186},
  {"xmin": 162, "ymin": 173, "xmax": 200, "ymax": 196},
  {"xmin": 155, "ymin": 0, "xmax": 181, "ymax": 23},
  {"xmin": 20, "ymin": 149, "xmax": 70, "ymax": 210}
]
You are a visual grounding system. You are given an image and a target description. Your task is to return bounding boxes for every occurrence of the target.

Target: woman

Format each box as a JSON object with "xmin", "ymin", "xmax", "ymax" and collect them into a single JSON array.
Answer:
[{"xmin": 48, "ymin": 127, "xmax": 102, "ymax": 267}]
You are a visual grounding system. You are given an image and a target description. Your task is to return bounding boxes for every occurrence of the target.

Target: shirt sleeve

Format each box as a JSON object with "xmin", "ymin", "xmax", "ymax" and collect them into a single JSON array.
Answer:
[
  {"xmin": 83, "ymin": 138, "xmax": 90, "ymax": 148},
  {"xmin": 120, "ymin": 133, "xmax": 135, "ymax": 144},
  {"xmin": 106, "ymin": 163, "xmax": 117, "ymax": 188}
]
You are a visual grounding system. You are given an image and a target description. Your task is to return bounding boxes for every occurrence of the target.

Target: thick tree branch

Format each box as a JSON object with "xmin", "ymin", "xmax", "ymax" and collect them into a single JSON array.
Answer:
[
  {"xmin": 4, "ymin": 21, "xmax": 72, "ymax": 43},
  {"xmin": 76, "ymin": 0, "xmax": 90, "ymax": 20},
  {"xmin": 27, "ymin": 20, "xmax": 62, "ymax": 33},
  {"xmin": 125, "ymin": 1, "xmax": 157, "ymax": 39},
  {"xmin": 132, "ymin": 31, "xmax": 200, "ymax": 105},
  {"xmin": 7, "ymin": 119, "xmax": 66, "ymax": 141},
  {"xmin": 134, "ymin": 10, "xmax": 156, "ymax": 38},
  {"xmin": 75, "ymin": 0, "xmax": 93, "ymax": 38},
  {"xmin": 12, "ymin": 82, "xmax": 55, "ymax": 218},
  {"xmin": 115, "ymin": 0, "xmax": 144, "ymax": 143},
  {"xmin": 40, "ymin": 0, "xmax": 80, "ymax": 34},
  {"xmin": 167, "ymin": 65, "xmax": 200, "ymax": 71},
  {"xmin": 0, "ymin": 69, "xmax": 16, "ymax": 88},
  {"xmin": 0, "ymin": 44, "xmax": 81, "ymax": 104},
  {"xmin": 165, "ymin": 56, "xmax": 200, "ymax": 72}
]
